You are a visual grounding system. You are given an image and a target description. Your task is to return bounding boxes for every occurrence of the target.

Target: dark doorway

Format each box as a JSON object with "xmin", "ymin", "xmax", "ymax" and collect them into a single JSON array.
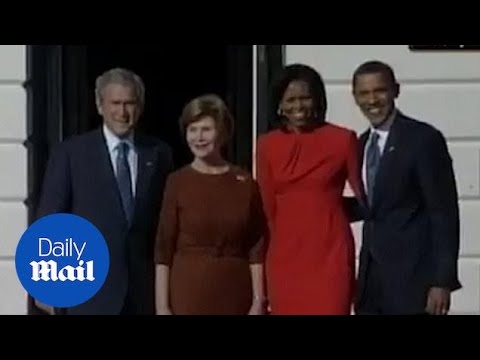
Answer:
[{"xmin": 65, "ymin": 45, "xmax": 252, "ymax": 169}]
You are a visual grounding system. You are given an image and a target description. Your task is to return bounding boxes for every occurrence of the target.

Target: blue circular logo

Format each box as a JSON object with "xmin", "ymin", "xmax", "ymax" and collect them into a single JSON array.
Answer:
[{"xmin": 15, "ymin": 214, "xmax": 110, "ymax": 308}]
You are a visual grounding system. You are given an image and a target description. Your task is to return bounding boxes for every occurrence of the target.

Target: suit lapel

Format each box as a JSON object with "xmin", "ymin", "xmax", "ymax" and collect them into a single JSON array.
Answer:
[
  {"xmin": 133, "ymin": 134, "xmax": 157, "ymax": 220},
  {"xmin": 371, "ymin": 113, "xmax": 404, "ymax": 209},
  {"xmin": 92, "ymin": 130, "xmax": 158, "ymax": 226},
  {"xmin": 93, "ymin": 129, "xmax": 127, "ymax": 223}
]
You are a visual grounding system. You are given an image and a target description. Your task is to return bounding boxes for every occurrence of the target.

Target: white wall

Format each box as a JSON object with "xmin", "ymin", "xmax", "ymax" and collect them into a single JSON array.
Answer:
[
  {"xmin": 0, "ymin": 45, "xmax": 28, "ymax": 314},
  {"xmin": 286, "ymin": 45, "xmax": 480, "ymax": 315}
]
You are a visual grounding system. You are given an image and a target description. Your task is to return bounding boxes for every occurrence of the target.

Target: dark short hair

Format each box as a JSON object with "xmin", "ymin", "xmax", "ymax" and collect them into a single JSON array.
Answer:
[
  {"xmin": 352, "ymin": 60, "xmax": 398, "ymax": 89},
  {"xmin": 270, "ymin": 63, "xmax": 327, "ymax": 128},
  {"xmin": 179, "ymin": 94, "xmax": 234, "ymax": 145}
]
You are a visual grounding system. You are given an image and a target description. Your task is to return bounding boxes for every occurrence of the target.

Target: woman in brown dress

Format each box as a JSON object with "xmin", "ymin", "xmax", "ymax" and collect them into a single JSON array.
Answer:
[{"xmin": 154, "ymin": 94, "xmax": 267, "ymax": 315}]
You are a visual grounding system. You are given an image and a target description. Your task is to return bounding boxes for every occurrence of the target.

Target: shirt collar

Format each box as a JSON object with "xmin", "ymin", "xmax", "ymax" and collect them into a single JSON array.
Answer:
[
  {"xmin": 369, "ymin": 108, "xmax": 397, "ymax": 140},
  {"xmin": 103, "ymin": 124, "xmax": 135, "ymax": 153}
]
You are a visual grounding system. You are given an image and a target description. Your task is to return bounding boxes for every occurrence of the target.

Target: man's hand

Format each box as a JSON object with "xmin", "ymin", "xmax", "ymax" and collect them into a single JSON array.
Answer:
[{"xmin": 425, "ymin": 287, "xmax": 450, "ymax": 315}]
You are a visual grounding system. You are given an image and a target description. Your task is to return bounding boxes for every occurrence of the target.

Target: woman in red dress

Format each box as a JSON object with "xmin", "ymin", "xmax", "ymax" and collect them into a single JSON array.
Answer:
[{"xmin": 256, "ymin": 64, "xmax": 365, "ymax": 315}]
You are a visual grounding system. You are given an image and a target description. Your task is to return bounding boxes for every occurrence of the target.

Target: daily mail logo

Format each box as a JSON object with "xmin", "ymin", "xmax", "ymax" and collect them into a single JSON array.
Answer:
[
  {"xmin": 16, "ymin": 214, "xmax": 109, "ymax": 308},
  {"xmin": 31, "ymin": 238, "xmax": 94, "ymax": 282}
]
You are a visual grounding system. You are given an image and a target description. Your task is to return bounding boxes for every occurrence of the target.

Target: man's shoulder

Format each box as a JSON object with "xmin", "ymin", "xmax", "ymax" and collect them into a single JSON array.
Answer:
[
  {"xmin": 135, "ymin": 132, "xmax": 172, "ymax": 154},
  {"xmin": 398, "ymin": 113, "xmax": 443, "ymax": 137},
  {"xmin": 52, "ymin": 129, "xmax": 101, "ymax": 154},
  {"xmin": 396, "ymin": 114, "xmax": 450, "ymax": 155}
]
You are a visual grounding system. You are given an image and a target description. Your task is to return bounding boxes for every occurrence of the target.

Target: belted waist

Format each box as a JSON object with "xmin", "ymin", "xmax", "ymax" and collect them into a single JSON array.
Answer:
[{"xmin": 175, "ymin": 246, "xmax": 247, "ymax": 258}]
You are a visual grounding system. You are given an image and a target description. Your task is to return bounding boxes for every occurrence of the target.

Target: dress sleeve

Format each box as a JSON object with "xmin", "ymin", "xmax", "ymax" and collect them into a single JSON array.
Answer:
[{"xmin": 154, "ymin": 174, "xmax": 178, "ymax": 266}]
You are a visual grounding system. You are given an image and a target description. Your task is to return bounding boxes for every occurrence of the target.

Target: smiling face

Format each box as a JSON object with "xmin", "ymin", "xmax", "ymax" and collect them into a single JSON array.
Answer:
[
  {"xmin": 97, "ymin": 83, "xmax": 142, "ymax": 138},
  {"xmin": 279, "ymin": 80, "xmax": 316, "ymax": 129},
  {"xmin": 353, "ymin": 72, "xmax": 399, "ymax": 128},
  {"xmin": 186, "ymin": 116, "xmax": 221, "ymax": 161}
]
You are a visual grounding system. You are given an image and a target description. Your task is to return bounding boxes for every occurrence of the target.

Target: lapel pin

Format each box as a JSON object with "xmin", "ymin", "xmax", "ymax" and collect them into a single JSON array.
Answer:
[
  {"xmin": 236, "ymin": 175, "xmax": 247, "ymax": 182},
  {"xmin": 146, "ymin": 161, "xmax": 154, "ymax": 167},
  {"xmin": 388, "ymin": 146, "xmax": 395, "ymax": 152}
]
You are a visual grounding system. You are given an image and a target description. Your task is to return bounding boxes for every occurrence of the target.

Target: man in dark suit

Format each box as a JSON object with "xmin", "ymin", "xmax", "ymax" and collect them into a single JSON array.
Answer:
[
  {"xmin": 33, "ymin": 68, "xmax": 173, "ymax": 315},
  {"xmin": 352, "ymin": 61, "xmax": 461, "ymax": 315}
]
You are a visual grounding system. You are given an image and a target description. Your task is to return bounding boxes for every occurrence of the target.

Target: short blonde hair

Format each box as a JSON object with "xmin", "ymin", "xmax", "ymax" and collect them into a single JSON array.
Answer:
[{"xmin": 179, "ymin": 94, "xmax": 234, "ymax": 145}]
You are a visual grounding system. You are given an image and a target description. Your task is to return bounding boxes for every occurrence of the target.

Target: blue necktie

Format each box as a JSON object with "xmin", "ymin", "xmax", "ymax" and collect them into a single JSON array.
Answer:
[
  {"xmin": 366, "ymin": 132, "xmax": 380, "ymax": 206},
  {"xmin": 116, "ymin": 142, "xmax": 134, "ymax": 223}
]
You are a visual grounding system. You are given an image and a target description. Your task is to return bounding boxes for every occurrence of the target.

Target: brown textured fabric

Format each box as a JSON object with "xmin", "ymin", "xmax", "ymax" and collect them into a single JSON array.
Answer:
[{"xmin": 154, "ymin": 165, "xmax": 266, "ymax": 315}]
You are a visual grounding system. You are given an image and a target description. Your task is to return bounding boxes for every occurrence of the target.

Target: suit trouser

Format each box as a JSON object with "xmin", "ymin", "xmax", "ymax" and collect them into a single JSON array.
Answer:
[
  {"xmin": 357, "ymin": 256, "xmax": 428, "ymax": 315},
  {"xmin": 357, "ymin": 258, "xmax": 383, "ymax": 315},
  {"xmin": 120, "ymin": 294, "xmax": 134, "ymax": 315}
]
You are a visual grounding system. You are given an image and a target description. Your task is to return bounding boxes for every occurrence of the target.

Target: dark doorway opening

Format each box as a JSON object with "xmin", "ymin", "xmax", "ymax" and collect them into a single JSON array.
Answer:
[{"xmin": 70, "ymin": 45, "xmax": 252, "ymax": 169}]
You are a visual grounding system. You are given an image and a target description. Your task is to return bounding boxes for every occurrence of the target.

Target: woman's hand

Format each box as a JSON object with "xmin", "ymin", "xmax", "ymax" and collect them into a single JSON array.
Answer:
[
  {"xmin": 156, "ymin": 307, "xmax": 173, "ymax": 315},
  {"xmin": 248, "ymin": 298, "xmax": 267, "ymax": 315}
]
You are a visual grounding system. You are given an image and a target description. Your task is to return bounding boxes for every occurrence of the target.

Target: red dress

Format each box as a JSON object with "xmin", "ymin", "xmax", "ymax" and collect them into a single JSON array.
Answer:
[{"xmin": 256, "ymin": 123, "xmax": 363, "ymax": 315}]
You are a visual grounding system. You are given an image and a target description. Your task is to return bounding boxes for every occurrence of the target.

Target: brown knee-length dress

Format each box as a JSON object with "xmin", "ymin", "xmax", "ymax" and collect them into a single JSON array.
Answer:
[{"xmin": 154, "ymin": 165, "xmax": 266, "ymax": 315}]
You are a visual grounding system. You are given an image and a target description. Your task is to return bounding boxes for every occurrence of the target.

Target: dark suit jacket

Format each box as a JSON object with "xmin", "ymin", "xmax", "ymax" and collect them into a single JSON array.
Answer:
[
  {"xmin": 356, "ymin": 112, "xmax": 461, "ymax": 314},
  {"xmin": 34, "ymin": 128, "xmax": 173, "ymax": 315}
]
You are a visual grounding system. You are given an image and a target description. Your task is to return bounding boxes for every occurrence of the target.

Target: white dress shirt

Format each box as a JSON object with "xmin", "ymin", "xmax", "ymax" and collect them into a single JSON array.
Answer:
[
  {"xmin": 362, "ymin": 110, "xmax": 397, "ymax": 195},
  {"xmin": 103, "ymin": 124, "xmax": 138, "ymax": 197}
]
